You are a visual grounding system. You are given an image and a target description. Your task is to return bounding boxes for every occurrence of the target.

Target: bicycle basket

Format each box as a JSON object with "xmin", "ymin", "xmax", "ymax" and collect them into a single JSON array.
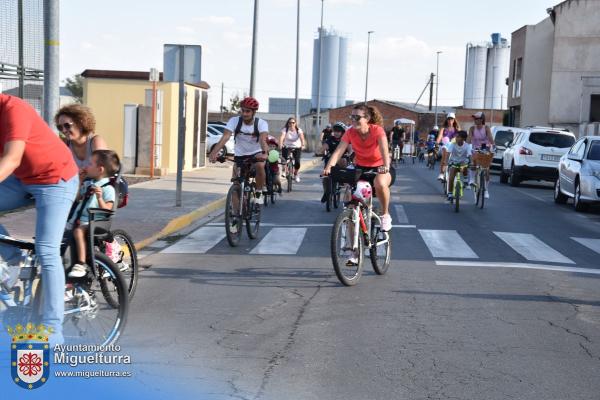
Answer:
[
  {"xmin": 472, "ymin": 152, "xmax": 493, "ymax": 168},
  {"xmin": 330, "ymin": 167, "xmax": 362, "ymax": 184}
]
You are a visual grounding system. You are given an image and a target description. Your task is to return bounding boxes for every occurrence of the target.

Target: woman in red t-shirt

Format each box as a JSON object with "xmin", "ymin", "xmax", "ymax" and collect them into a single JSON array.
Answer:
[
  {"xmin": 0, "ymin": 94, "xmax": 79, "ymax": 345},
  {"xmin": 324, "ymin": 104, "xmax": 393, "ymax": 231}
]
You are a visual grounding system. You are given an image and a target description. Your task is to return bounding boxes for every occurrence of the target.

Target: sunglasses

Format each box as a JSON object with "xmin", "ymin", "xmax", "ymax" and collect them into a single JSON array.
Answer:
[
  {"xmin": 289, "ymin": 121, "xmax": 296, "ymax": 124},
  {"xmin": 56, "ymin": 122, "xmax": 75, "ymax": 132},
  {"xmin": 349, "ymin": 114, "xmax": 364, "ymax": 122}
]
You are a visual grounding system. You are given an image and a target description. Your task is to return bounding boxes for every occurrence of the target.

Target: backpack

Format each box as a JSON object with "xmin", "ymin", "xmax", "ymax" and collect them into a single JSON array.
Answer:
[
  {"xmin": 234, "ymin": 117, "xmax": 261, "ymax": 142},
  {"xmin": 68, "ymin": 175, "xmax": 129, "ymax": 227}
]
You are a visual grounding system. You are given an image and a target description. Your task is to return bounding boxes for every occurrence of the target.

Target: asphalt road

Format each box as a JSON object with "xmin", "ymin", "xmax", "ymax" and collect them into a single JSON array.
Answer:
[{"xmin": 122, "ymin": 159, "xmax": 600, "ymax": 400}]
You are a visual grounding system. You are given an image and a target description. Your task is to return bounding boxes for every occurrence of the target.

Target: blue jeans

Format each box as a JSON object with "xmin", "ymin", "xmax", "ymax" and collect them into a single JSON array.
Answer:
[{"xmin": 0, "ymin": 174, "xmax": 78, "ymax": 345}]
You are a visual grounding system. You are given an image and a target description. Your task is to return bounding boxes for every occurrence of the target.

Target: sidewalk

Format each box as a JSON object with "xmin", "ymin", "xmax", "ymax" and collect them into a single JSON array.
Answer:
[{"xmin": 0, "ymin": 156, "xmax": 322, "ymax": 250}]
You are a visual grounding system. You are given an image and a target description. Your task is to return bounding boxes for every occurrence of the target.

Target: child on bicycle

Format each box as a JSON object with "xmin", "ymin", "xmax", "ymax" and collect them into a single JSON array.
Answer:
[
  {"xmin": 68, "ymin": 149, "xmax": 120, "ymax": 278},
  {"xmin": 266, "ymin": 136, "xmax": 282, "ymax": 195},
  {"xmin": 441, "ymin": 130, "xmax": 471, "ymax": 203},
  {"xmin": 321, "ymin": 122, "xmax": 349, "ymax": 203}
]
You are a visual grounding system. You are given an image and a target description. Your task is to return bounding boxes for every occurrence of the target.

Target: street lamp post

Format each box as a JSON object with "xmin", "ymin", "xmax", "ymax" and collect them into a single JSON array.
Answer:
[
  {"xmin": 434, "ymin": 51, "xmax": 442, "ymax": 127},
  {"xmin": 249, "ymin": 0, "xmax": 259, "ymax": 96},
  {"xmin": 294, "ymin": 0, "xmax": 300, "ymax": 123},
  {"xmin": 315, "ymin": 0, "xmax": 324, "ymax": 152},
  {"xmin": 364, "ymin": 31, "xmax": 374, "ymax": 103}
]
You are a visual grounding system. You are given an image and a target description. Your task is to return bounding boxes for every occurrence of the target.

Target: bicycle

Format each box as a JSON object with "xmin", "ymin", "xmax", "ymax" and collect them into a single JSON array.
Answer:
[
  {"xmin": 329, "ymin": 168, "xmax": 392, "ymax": 286},
  {"xmin": 283, "ymin": 149, "xmax": 295, "ymax": 193},
  {"xmin": 263, "ymin": 162, "xmax": 280, "ymax": 207},
  {"xmin": 391, "ymin": 144, "xmax": 403, "ymax": 167},
  {"xmin": 471, "ymin": 149, "xmax": 494, "ymax": 209},
  {"xmin": 447, "ymin": 163, "xmax": 469, "ymax": 213},
  {"xmin": 323, "ymin": 173, "xmax": 342, "ymax": 212},
  {"xmin": 0, "ymin": 224, "xmax": 129, "ymax": 347},
  {"xmin": 427, "ymin": 145, "xmax": 439, "ymax": 170},
  {"xmin": 222, "ymin": 155, "xmax": 261, "ymax": 247}
]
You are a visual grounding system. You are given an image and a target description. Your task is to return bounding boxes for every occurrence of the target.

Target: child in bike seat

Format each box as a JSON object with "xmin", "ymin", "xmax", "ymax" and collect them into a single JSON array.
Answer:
[
  {"xmin": 67, "ymin": 150, "xmax": 120, "ymax": 278},
  {"xmin": 266, "ymin": 136, "xmax": 282, "ymax": 194}
]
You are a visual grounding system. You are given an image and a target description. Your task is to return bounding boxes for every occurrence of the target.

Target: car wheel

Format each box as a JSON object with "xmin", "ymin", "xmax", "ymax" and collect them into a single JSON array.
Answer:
[
  {"xmin": 553, "ymin": 178, "xmax": 568, "ymax": 204},
  {"xmin": 509, "ymin": 163, "xmax": 521, "ymax": 187},
  {"xmin": 499, "ymin": 170, "xmax": 509, "ymax": 184},
  {"xmin": 573, "ymin": 179, "xmax": 588, "ymax": 212}
]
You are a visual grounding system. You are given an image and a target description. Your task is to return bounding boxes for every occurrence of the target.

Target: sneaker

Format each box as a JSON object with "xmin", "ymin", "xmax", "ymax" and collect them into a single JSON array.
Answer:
[
  {"xmin": 64, "ymin": 285, "xmax": 74, "ymax": 302},
  {"xmin": 437, "ymin": 173, "xmax": 444, "ymax": 181},
  {"xmin": 468, "ymin": 179, "xmax": 474, "ymax": 187},
  {"xmin": 295, "ymin": 175, "xmax": 301, "ymax": 183},
  {"xmin": 346, "ymin": 255, "xmax": 359, "ymax": 267},
  {"xmin": 380, "ymin": 214, "xmax": 392, "ymax": 231},
  {"xmin": 446, "ymin": 194, "xmax": 453, "ymax": 203},
  {"xmin": 484, "ymin": 190, "xmax": 490, "ymax": 199},
  {"xmin": 321, "ymin": 193, "xmax": 328, "ymax": 203},
  {"xmin": 68, "ymin": 263, "xmax": 88, "ymax": 278}
]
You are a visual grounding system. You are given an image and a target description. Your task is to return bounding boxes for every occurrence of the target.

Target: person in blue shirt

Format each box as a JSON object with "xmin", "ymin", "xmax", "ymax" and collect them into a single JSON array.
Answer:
[{"xmin": 68, "ymin": 150, "xmax": 120, "ymax": 278}]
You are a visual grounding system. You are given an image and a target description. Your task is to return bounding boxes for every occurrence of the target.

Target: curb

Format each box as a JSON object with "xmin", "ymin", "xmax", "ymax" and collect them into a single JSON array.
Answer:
[{"xmin": 134, "ymin": 157, "xmax": 322, "ymax": 251}]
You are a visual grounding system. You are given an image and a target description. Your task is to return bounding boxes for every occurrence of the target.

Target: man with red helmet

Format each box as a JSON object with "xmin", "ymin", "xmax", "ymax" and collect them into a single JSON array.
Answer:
[{"xmin": 209, "ymin": 96, "xmax": 269, "ymax": 194}]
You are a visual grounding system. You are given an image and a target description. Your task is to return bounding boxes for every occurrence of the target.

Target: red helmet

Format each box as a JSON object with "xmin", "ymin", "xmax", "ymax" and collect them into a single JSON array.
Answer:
[
  {"xmin": 240, "ymin": 96, "xmax": 259, "ymax": 110},
  {"xmin": 267, "ymin": 135, "xmax": 278, "ymax": 146}
]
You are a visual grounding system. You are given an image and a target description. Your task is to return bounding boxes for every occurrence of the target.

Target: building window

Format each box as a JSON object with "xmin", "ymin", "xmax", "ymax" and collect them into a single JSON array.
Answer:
[
  {"xmin": 512, "ymin": 57, "xmax": 522, "ymax": 99},
  {"xmin": 590, "ymin": 94, "xmax": 600, "ymax": 123}
]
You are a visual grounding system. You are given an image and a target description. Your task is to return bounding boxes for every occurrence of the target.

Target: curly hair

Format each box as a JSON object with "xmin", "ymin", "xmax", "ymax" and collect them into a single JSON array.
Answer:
[
  {"xmin": 54, "ymin": 103, "xmax": 96, "ymax": 135},
  {"xmin": 353, "ymin": 104, "xmax": 384, "ymax": 127}
]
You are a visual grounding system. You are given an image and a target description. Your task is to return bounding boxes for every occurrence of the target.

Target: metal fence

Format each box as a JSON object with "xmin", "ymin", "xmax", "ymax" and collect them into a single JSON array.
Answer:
[{"xmin": 0, "ymin": 0, "xmax": 44, "ymax": 113}]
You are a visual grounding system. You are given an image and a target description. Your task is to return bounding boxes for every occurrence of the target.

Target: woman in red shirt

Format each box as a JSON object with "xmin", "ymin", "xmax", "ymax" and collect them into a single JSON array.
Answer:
[
  {"xmin": 0, "ymin": 94, "xmax": 79, "ymax": 345},
  {"xmin": 324, "ymin": 104, "xmax": 393, "ymax": 231}
]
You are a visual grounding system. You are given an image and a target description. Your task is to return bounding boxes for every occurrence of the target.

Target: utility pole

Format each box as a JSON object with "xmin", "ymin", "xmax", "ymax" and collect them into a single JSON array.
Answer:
[
  {"xmin": 364, "ymin": 31, "xmax": 374, "ymax": 103},
  {"xmin": 294, "ymin": 0, "xmax": 301, "ymax": 123},
  {"xmin": 149, "ymin": 68, "xmax": 159, "ymax": 179},
  {"xmin": 315, "ymin": 0, "xmax": 324, "ymax": 151},
  {"xmin": 434, "ymin": 51, "xmax": 442, "ymax": 128},
  {"xmin": 220, "ymin": 82, "xmax": 224, "ymax": 121},
  {"xmin": 43, "ymin": 0, "xmax": 59, "ymax": 125},
  {"xmin": 428, "ymin": 73, "xmax": 434, "ymax": 111},
  {"xmin": 249, "ymin": 0, "xmax": 259, "ymax": 96}
]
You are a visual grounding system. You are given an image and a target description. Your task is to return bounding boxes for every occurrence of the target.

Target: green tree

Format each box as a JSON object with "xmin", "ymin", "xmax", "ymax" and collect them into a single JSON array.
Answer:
[{"xmin": 64, "ymin": 74, "xmax": 83, "ymax": 103}]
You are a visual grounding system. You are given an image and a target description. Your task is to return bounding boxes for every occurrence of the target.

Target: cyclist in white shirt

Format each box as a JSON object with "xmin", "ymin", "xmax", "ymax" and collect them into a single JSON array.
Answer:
[
  {"xmin": 209, "ymin": 97, "xmax": 269, "ymax": 195},
  {"xmin": 441, "ymin": 130, "xmax": 472, "ymax": 203},
  {"xmin": 279, "ymin": 117, "xmax": 306, "ymax": 183}
]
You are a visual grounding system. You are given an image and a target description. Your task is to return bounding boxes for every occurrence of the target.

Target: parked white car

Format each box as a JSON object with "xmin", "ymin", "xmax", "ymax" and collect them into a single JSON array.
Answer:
[
  {"xmin": 554, "ymin": 135, "xmax": 600, "ymax": 211},
  {"xmin": 500, "ymin": 126, "xmax": 576, "ymax": 186},
  {"xmin": 490, "ymin": 126, "xmax": 526, "ymax": 171},
  {"xmin": 206, "ymin": 125, "xmax": 234, "ymax": 156}
]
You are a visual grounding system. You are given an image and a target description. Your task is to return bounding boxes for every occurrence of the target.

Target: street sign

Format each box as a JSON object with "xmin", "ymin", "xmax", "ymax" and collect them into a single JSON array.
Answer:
[{"xmin": 163, "ymin": 44, "xmax": 202, "ymax": 84}]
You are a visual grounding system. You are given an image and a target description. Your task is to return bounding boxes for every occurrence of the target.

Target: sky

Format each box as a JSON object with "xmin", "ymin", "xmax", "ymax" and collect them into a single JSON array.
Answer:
[{"xmin": 60, "ymin": 0, "xmax": 556, "ymax": 112}]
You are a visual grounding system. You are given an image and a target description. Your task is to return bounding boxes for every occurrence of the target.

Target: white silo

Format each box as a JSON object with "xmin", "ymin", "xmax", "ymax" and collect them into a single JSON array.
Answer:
[
  {"xmin": 337, "ymin": 36, "xmax": 348, "ymax": 107},
  {"xmin": 311, "ymin": 28, "xmax": 348, "ymax": 110},
  {"xmin": 463, "ymin": 44, "xmax": 488, "ymax": 109},
  {"xmin": 484, "ymin": 35, "xmax": 510, "ymax": 109}
]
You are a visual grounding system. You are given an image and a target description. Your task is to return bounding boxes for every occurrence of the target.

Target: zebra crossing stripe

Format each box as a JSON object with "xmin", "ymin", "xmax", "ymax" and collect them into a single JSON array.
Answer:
[
  {"xmin": 161, "ymin": 227, "xmax": 226, "ymax": 254},
  {"xmin": 418, "ymin": 230, "xmax": 478, "ymax": 259},
  {"xmin": 394, "ymin": 205, "xmax": 409, "ymax": 224},
  {"xmin": 494, "ymin": 232, "xmax": 574, "ymax": 264},
  {"xmin": 250, "ymin": 228, "xmax": 307, "ymax": 255},
  {"xmin": 571, "ymin": 237, "xmax": 600, "ymax": 255}
]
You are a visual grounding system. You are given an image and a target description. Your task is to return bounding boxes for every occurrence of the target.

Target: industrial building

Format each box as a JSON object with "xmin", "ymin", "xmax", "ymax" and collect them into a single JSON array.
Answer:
[
  {"xmin": 463, "ymin": 33, "xmax": 510, "ymax": 110},
  {"xmin": 311, "ymin": 28, "xmax": 348, "ymax": 110}
]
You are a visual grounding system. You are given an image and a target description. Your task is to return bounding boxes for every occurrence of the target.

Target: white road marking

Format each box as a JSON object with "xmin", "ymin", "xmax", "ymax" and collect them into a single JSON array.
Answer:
[
  {"xmin": 436, "ymin": 260, "xmax": 600, "ymax": 275},
  {"xmin": 394, "ymin": 205, "xmax": 409, "ymax": 224},
  {"xmin": 418, "ymin": 230, "xmax": 478, "ymax": 259},
  {"xmin": 161, "ymin": 227, "xmax": 226, "ymax": 254},
  {"xmin": 571, "ymin": 237, "xmax": 600, "ymax": 255},
  {"xmin": 250, "ymin": 228, "xmax": 307, "ymax": 254},
  {"xmin": 493, "ymin": 232, "xmax": 574, "ymax": 264}
]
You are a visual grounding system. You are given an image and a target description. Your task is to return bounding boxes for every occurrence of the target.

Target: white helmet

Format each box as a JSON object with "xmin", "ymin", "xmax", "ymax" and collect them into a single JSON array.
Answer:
[{"xmin": 352, "ymin": 180, "xmax": 372, "ymax": 203}]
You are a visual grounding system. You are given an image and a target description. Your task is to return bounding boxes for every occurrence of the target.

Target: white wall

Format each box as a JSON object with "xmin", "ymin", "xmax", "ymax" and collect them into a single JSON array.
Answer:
[
  {"xmin": 521, "ymin": 18, "xmax": 554, "ymax": 127},
  {"xmin": 549, "ymin": 0, "xmax": 600, "ymax": 126}
]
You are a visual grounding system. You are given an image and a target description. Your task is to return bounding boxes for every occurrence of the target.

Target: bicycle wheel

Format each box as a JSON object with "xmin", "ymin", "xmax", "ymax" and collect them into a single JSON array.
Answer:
[
  {"xmin": 109, "ymin": 229, "xmax": 139, "ymax": 300},
  {"xmin": 325, "ymin": 177, "xmax": 332, "ymax": 212},
  {"xmin": 333, "ymin": 183, "xmax": 340, "ymax": 209},
  {"xmin": 67, "ymin": 253, "xmax": 128, "ymax": 346},
  {"xmin": 225, "ymin": 184, "xmax": 243, "ymax": 247},
  {"xmin": 286, "ymin": 161, "xmax": 293, "ymax": 192},
  {"xmin": 331, "ymin": 209, "xmax": 364, "ymax": 286},
  {"xmin": 454, "ymin": 179, "xmax": 461, "ymax": 213},
  {"xmin": 479, "ymin": 169, "xmax": 486, "ymax": 209},
  {"xmin": 245, "ymin": 189, "xmax": 261, "ymax": 239},
  {"xmin": 369, "ymin": 216, "xmax": 391, "ymax": 275}
]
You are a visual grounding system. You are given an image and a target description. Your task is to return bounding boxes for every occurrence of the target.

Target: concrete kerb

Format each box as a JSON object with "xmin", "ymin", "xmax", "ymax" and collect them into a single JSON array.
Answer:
[{"xmin": 134, "ymin": 157, "xmax": 322, "ymax": 251}]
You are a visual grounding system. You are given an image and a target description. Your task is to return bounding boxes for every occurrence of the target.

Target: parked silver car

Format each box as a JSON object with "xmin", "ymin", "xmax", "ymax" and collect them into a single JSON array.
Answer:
[
  {"xmin": 206, "ymin": 125, "xmax": 234, "ymax": 156},
  {"xmin": 554, "ymin": 135, "xmax": 600, "ymax": 211}
]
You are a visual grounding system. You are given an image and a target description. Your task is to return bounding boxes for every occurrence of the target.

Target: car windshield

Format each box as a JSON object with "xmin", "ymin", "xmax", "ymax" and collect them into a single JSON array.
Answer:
[
  {"xmin": 529, "ymin": 132, "xmax": 575, "ymax": 148},
  {"xmin": 588, "ymin": 141, "xmax": 600, "ymax": 160},
  {"xmin": 494, "ymin": 130, "xmax": 514, "ymax": 147},
  {"xmin": 209, "ymin": 125, "xmax": 226, "ymax": 134}
]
